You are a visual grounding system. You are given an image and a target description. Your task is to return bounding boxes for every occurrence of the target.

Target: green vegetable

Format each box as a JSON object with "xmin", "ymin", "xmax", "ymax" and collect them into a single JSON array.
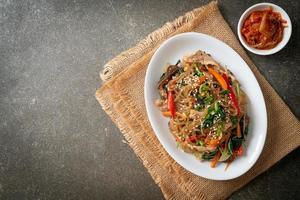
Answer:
[
  {"xmin": 214, "ymin": 106, "xmax": 226, "ymax": 122},
  {"xmin": 197, "ymin": 140, "xmax": 205, "ymax": 146},
  {"xmin": 200, "ymin": 84, "xmax": 209, "ymax": 93},
  {"xmin": 214, "ymin": 101, "xmax": 220, "ymax": 111},
  {"xmin": 230, "ymin": 116, "xmax": 238, "ymax": 125},
  {"xmin": 204, "ymin": 95, "xmax": 214, "ymax": 104},
  {"xmin": 220, "ymin": 90, "xmax": 229, "ymax": 95},
  {"xmin": 202, "ymin": 151, "xmax": 217, "ymax": 160},
  {"xmin": 219, "ymin": 148, "xmax": 231, "ymax": 162},
  {"xmin": 194, "ymin": 92, "xmax": 201, "ymax": 99},
  {"xmin": 195, "ymin": 66, "xmax": 203, "ymax": 76},
  {"xmin": 231, "ymin": 136, "xmax": 244, "ymax": 149},
  {"xmin": 194, "ymin": 103, "xmax": 204, "ymax": 111},
  {"xmin": 216, "ymin": 125, "xmax": 222, "ymax": 136},
  {"xmin": 207, "ymin": 106, "xmax": 215, "ymax": 114},
  {"xmin": 228, "ymin": 136, "xmax": 244, "ymax": 155},
  {"xmin": 202, "ymin": 103, "xmax": 226, "ymax": 128},
  {"xmin": 203, "ymin": 118, "xmax": 213, "ymax": 128},
  {"xmin": 194, "ymin": 93, "xmax": 205, "ymax": 110},
  {"xmin": 192, "ymin": 63, "xmax": 203, "ymax": 76}
]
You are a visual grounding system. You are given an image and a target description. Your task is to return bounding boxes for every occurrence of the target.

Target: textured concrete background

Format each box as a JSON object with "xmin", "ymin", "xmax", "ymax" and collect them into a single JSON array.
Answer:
[{"xmin": 0, "ymin": 0, "xmax": 299, "ymax": 199}]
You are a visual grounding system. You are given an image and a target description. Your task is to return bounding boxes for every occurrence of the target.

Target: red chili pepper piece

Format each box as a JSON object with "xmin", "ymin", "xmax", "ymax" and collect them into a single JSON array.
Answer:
[
  {"xmin": 235, "ymin": 145, "xmax": 243, "ymax": 156},
  {"xmin": 229, "ymin": 92, "xmax": 240, "ymax": 115},
  {"xmin": 188, "ymin": 135, "xmax": 197, "ymax": 143},
  {"xmin": 222, "ymin": 74, "xmax": 240, "ymax": 115},
  {"xmin": 167, "ymin": 91, "xmax": 176, "ymax": 117},
  {"xmin": 200, "ymin": 66, "xmax": 206, "ymax": 71}
]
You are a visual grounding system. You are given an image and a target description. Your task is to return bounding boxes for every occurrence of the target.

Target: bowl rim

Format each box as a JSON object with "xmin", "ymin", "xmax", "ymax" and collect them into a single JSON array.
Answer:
[{"xmin": 237, "ymin": 2, "xmax": 292, "ymax": 55}]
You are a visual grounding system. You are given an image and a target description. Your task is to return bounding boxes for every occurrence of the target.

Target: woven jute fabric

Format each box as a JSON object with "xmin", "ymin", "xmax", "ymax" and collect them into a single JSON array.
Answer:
[{"xmin": 96, "ymin": 1, "xmax": 300, "ymax": 199}]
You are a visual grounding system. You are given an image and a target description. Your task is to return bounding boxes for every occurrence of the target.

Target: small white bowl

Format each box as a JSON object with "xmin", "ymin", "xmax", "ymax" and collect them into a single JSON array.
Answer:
[{"xmin": 237, "ymin": 2, "xmax": 292, "ymax": 55}]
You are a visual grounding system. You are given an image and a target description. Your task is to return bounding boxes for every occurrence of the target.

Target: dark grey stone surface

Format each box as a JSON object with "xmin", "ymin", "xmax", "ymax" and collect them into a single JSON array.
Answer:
[{"xmin": 0, "ymin": 0, "xmax": 299, "ymax": 199}]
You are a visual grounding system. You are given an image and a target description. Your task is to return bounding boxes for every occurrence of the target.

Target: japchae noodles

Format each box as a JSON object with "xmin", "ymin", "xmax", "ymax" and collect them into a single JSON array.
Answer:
[{"xmin": 155, "ymin": 50, "xmax": 249, "ymax": 169}]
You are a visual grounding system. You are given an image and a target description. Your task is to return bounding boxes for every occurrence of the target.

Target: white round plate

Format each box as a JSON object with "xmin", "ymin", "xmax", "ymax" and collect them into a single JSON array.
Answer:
[{"xmin": 144, "ymin": 32, "xmax": 267, "ymax": 180}]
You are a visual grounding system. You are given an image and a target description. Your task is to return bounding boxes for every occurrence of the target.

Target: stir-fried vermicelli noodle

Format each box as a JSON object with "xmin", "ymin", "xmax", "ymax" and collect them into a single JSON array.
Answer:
[{"xmin": 156, "ymin": 50, "xmax": 249, "ymax": 169}]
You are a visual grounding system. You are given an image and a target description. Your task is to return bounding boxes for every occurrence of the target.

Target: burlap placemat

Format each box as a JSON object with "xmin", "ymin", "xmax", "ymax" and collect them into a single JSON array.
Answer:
[{"xmin": 96, "ymin": 1, "xmax": 300, "ymax": 199}]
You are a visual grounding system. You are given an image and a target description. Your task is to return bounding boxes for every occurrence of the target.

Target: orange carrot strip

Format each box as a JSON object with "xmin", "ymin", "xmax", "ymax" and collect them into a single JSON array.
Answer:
[
  {"xmin": 162, "ymin": 111, "xmax": 172, "ymax": 117},
  {"xmin": 207, "ymin": 68, "xmax": 228, "ymax": 90},
  {"xmin": 210, "ymin": 151, "xmax": 221, "ymax": 168},
  {"xmin": 208, "ymin": 139, "xmax": 219, "ymax": 148},
  {"xmin": 237, "ymin": 123, "xmax": 241, "ymax": 138},
  {"xmin": 225, "ymin": 153, "xmax": 236, "ymax": 171},
  {"xmin": 198, "ymin": 76, "xmax": 206, "ymax": 84}
]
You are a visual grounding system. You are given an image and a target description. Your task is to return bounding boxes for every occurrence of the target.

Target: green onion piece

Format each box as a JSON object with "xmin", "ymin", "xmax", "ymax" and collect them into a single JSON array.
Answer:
[
  {"xmin": 203, "ymin": 118, "xmax": 213, "ymax": 128},
  {"xmin": 231, "ymin": 136, "xmax": 244, "ymax": 149},
  {"xmin": 230, "ymin": 116, "xmax": 238, "ymax": 125},
  {"xmin": 202, "ymin": 151, "xmax": 217, "ymax": 160},
  {"xmin": 194, "ymin": 104, "xmax": 204, "ymax": 111},
  {"xmin": 207, "ymin": 106, "xmax": 214, "ymax": 114},
  {"xmin": 197, "ymin": 140, "xmax": 205, "ymax": 146},
  {"xmin": 195, "ymin": 66, "xmax": 203, "ymax": 76},
  {"xmin": 214, "ymin": 101, "xmax": 220, "ymax": 111},
  {"xmin": 216, "ymin": 125, "xmax": 222, "ymax": 136},
  {"xmin": 192, "ymin": 63, "xmax": 203, "ymax": 76},
  {"xmin": 220, "ymin": 90, "xmax": 229, "ymax": 95},
  {"xmin": 204, "ymin": 95, "xmax": 214, "ymax": 104},
  {"xmin": 200, "ymin": 84, "xmax": 209, "ymax": 93}
]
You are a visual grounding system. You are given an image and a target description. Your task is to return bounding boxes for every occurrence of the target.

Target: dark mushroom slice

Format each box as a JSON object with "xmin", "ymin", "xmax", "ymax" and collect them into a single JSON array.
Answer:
[
  {"xmin": 241, "ymin": 114, "xmax": 250, "ymax": 136},
  {"xmin": 157, "ymin": 62, "xmax": 181, "ymax": 89}
]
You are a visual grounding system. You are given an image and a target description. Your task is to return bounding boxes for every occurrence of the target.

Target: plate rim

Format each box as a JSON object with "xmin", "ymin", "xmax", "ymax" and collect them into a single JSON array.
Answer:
[{"xmin": 144, "ymin": 32, "xmax": 267, "ymax": 180}]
